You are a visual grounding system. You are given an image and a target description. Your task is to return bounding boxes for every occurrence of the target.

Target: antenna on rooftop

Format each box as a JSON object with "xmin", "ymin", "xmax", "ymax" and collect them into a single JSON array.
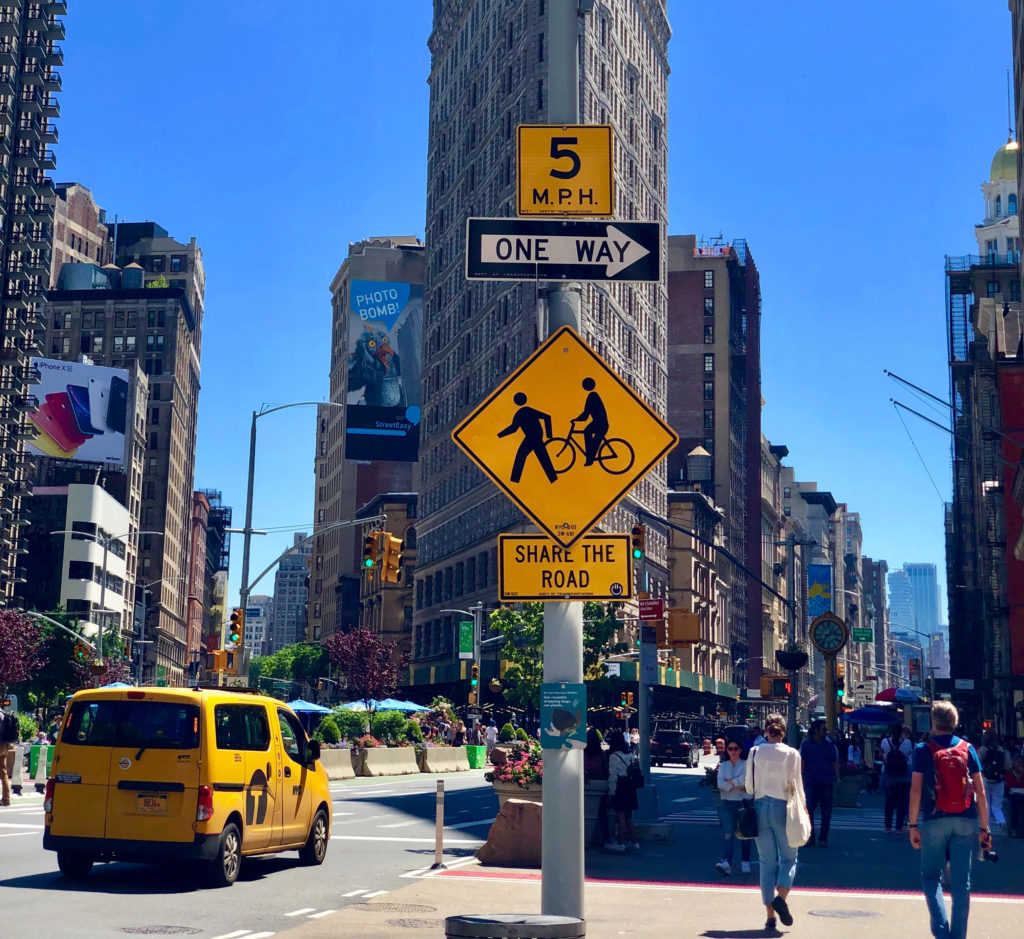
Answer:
[{"xmin": 1008, "ymin": 67, "xmax": 1015, "ymax": 142}]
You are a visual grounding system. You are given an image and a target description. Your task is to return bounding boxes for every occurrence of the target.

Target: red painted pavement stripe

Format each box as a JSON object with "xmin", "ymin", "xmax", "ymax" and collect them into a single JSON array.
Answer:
[{"xmin": 436, "ymin": 868, "xmax": 1024, "ymax": 901}]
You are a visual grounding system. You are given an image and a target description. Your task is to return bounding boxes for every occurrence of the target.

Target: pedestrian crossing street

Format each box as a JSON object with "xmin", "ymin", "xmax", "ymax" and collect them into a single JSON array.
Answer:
[{"xmin": 659, "ymin": 805, "xmax": 891, "ymax": 832}]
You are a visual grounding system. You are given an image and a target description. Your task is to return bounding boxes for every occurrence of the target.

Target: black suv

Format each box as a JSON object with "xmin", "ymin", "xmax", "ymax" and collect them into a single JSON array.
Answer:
[{"xmin": 650, "ymin": 730, "xmax": 700, "ymax": 767}]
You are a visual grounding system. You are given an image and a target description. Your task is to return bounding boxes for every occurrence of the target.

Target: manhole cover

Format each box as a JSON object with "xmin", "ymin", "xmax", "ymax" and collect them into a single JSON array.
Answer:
[
  {"xmin": 121, "ymin": 929, "xmax": 202, "ymax": 936},
  {"xmin": 349, "ymin": 903, "xmax": 438, "ymax": 913},
  {"xmin": 809, "ymin": 911, "xmax": 882, "ymax": 919},
  {"xmin": 387, "ymin": 919, "xmax": 444, "ymax": 929}
]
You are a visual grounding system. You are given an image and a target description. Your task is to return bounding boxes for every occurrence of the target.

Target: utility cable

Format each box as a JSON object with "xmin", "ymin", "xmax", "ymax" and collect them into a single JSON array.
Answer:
[{"xmin": 893, "ymin": 402, "xmax": 945, "ymax": 503}]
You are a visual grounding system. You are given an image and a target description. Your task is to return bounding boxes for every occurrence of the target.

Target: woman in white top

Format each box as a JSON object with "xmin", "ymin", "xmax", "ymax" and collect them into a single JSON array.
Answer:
[
  {"xmin": 715, "ymin": 740, "xmax": 752, "ymax": 875},
  {"xmin": 745, "ymin": 714, "xmax": 802, "ymax": 933}
]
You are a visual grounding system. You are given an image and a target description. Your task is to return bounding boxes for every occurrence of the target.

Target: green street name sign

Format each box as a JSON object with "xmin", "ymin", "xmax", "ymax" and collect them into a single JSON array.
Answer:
[{"xmin": 852, "ymin": 627, "xmax": 874, "ymax": 643}]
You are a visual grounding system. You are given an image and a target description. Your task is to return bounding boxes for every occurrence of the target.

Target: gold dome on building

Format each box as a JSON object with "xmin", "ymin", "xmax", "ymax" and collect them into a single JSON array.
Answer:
[{"xmin": 991, "ymin": 139, "xmax": 1020, "ymax": 181}]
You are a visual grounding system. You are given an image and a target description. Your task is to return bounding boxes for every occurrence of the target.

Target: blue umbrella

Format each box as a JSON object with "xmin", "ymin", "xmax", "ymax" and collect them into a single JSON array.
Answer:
[
  {"xmin": 893, "ymin": 688, "xmax": 921, "ymax": 703},
  {"xmin": 286, "ymin": 699, "xmax": 331, "ymax": 714},
  {"xmin": 377, "ymin": 698, "xmax": 430, "ymax": 713},
  {"xmin": 840, "ymin": 706, "xmax": 901, "ymax": 725}
]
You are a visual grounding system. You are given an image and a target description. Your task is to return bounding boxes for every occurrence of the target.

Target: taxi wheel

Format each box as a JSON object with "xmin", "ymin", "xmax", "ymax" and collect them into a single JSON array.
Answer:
[
  {"xmin": 207, "ymin": 822, "xmax": 242, "ymax": 887},
  {"xmin": 299, "ymin": 809, "xmax": 329, "ymax": 866},
  {"xmin": 57, "ymin": 850, "xmax": 93, "ymax": 880}
]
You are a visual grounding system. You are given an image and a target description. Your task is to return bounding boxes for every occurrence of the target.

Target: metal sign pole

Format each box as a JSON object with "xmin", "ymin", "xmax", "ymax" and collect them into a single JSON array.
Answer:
[{"xmin": 541, "ymin": 0, "xmax": 584, "ymax": 922}]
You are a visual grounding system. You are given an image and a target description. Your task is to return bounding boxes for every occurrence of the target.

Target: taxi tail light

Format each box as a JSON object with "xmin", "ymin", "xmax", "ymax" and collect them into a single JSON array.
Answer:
[
  {"xmin": 43, "ymin": 778, "xmax": 54, "ymax": 813},
  {"xmin": 196, "ymin": 784, "xmax": 213, "ymax": 821}
]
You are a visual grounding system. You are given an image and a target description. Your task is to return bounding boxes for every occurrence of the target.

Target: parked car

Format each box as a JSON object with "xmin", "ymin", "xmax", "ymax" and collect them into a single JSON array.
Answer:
[{"xmin": 650, "ymin": 729, "xmax": 700, "ymax": 767}]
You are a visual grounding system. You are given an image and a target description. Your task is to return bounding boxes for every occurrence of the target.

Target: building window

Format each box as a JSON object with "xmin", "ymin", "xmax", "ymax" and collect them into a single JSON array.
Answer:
[
  {"xmin": 704, "ymin": 324, "xmax": 714, "ymax": 343},
  {"xmin": 704, "ymin": 297, "xmax": 714, "ymax": 316},
  {"xmin": 704, "ymin": 270, "xmax": 714, "ymax": 289},
  {"xmin": 150, "ymin": 255, "xmax": 165, "ymax": 272},
  {"xmin": 703, "ymin": 409, "xmax": 714, "ymax": 429},
  {"xmin": 703, "ymin": 380, "xmax": 714, "ymax": 400},
  {"xmin": 92, "ymin": 334, "xmax": 103, "ymax": 353},
  {"xmin": 783, "ymin": 486, "xmax": 791, "ymax": 499},
  {"xmin": 1010, "ymin": 194, "xmax": 1019, "ymax": 216},
  {"xmin": 996, "ymin": 195, "xmax": 1002, "ymax": 217},
  {"xmin": 1012, "ymin": 279, "xmax": 1021, "ymax": 302},
  {"xmin": 126, "ymin": 336, "xmax": 136, "ymax": 352},
  {"xmin": 703, "ymin": 353, "xmax": 714, "ymax": 374},
  {"xmin": 113, "ymin": 336, "xmax": 124, "ymax": 353},
  {"xmin": 170, "ymin": 255, "xmax": 185, "ymax": 272},
  {"xmin": 987, "ymin": 280, "xmax": 999, "ymax": 298},
  {"xmin": 148, "ymin": 431, "xmax": 158, "ymax": 449}
]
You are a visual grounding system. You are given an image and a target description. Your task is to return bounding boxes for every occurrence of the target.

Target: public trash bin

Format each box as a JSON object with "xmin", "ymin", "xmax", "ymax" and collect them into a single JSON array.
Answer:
[
  {"xmin": 445, "ymin": 914, "xmax": 585, "ymax": 938},
  {"xmin": 465, "ymin": 744, "xmax": 488, "ymax": 769},
  {"xmin": 29, "ymin": 745, "xmax": 53, "ymax": 778}
]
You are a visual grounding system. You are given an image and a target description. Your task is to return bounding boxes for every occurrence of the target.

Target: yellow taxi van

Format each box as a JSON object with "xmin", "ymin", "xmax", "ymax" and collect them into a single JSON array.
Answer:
[{"xmin": 43, "ymin": 686, "xmax": 332, "ymax": 886}]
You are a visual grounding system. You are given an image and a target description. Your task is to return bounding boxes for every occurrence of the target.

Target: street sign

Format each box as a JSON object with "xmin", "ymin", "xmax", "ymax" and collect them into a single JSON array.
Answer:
[
  {"xmin": 638, "ymin": 597, "xmax": 664, "ymax": 620},
  {"xmin": 497, "ymin": 533, "xmax": 633, "ymax": 601},
  {"xmin": 451, "ymin": 326, "xmax": 679, "ymax": 547},
  {"xmin": 225, "ymin": 675, "xmax": 248, "ymax": 688},
  {"xmin": 606, "ymin": 662, "xmax": 621, "ymax": 678},
  {"xmin": 458, "ymin": 621, "xmax": 474, "ymax": 661},
  {"xmin": 465, "ymin": 217, "xmax": 660, "ymax": 282},
  {"xmin": 517, "ymin": 124, "xmax": 613, "ymax": 217},
  {"xmin": 851, "ymin": 627, "xmax": 873, "ymax": 643}
]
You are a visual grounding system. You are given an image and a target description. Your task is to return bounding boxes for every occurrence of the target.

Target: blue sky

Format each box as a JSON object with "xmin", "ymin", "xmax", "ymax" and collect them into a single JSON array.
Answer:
[{"xmin": 57, "ymin": 1, "xmax": 1010, "ymax": 619}]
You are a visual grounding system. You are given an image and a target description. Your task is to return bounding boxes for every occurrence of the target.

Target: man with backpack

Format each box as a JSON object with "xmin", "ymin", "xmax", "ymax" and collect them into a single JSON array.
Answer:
[
  {"xmin": 0, "ymin": 704, "xmax": 20, "ymax": 806},
  {"xmin": 908, "ymin": 701, "xmax": 991, "ymax": 939},
  {"xmin": 978, "ymin": 731, "xmax": 1010, "ymax": 833},
  {"xmin": 883, "ymin": 726, "xmax": 914, "ymax": 832}
]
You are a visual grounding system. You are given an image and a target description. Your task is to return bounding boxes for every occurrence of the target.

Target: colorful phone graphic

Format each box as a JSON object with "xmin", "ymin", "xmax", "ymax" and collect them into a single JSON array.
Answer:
[
  {"xmin": 88, "ymin": 376, "xmax": 108, "ymax": 432},
  {"xmin": 30, "ymin": 393, "xmax": 91, "ymax": 452},
  {"xmin": 28, "ymin": 429, "xmax": 76, "ymax": 459},
  {"xmin": 106, "ymin": 375, "xmax": 128, "ymax": 435},
  {"xmin": 66, "ymin": 384, "xmax": 103, "ymax": 436}
]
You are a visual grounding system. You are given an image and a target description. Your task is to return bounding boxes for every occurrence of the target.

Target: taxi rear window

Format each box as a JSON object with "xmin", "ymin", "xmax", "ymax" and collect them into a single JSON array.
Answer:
[{"xmin": 63, "ymin": 700, "xmax": 200, "ymax": 749}]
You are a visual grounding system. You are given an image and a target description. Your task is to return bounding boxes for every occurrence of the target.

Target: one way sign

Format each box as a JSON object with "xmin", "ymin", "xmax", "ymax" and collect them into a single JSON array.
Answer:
[{"xmin": 465, "ymin": 217, "xmax": 660, "ymax": 282}]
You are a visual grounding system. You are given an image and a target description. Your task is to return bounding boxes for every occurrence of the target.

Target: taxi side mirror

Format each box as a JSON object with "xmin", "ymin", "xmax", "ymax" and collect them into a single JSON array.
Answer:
[{"xmin": 306, "ymin": 739, "xmax": 321, "ymax": 765}]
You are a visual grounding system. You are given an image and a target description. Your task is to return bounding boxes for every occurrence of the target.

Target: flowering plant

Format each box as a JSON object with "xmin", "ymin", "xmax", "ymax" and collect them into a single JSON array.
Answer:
[
  {"xmin": 490, "ymin": 743, "xmax": 543, "ymax": 787},
  {"xmin": 356, "ymin": 734, "xmax": 382, "ymax": 748}
]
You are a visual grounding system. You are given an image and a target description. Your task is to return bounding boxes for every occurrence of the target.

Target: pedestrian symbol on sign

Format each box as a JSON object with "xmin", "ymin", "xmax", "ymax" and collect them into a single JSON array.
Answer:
[{"xmin": 497, "ymin": 393, "xmax": 558, "ymax": 484}]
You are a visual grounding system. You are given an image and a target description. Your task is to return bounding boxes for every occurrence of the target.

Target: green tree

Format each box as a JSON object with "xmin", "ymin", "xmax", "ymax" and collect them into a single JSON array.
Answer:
[
  {"xmin": 146, "ymin": 274, "xmax": 169, "ymax": 288},
  {"xmin": 331, "ymin": 708, "xmax": 368, "ymax": 741},
  {"xmin": 314, "ymin": 715, "xmax": 340, "ymax": 744},
  {"xmin": 489, "ymin": 601, "xmax": 627, "ymax": 712}
]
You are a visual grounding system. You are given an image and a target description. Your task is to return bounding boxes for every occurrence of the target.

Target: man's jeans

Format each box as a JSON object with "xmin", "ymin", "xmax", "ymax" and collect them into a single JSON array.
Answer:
[
  {"xmin": 984, "ymin": 780, "xmax": 1005, "ymax": 826},
  {"xmin": 920, "ymin": 815, "xmax": 977, "ymax": 939},
  {"xmin": 804, "ymin": 779, "xmax": 833, "ymax": 841}
]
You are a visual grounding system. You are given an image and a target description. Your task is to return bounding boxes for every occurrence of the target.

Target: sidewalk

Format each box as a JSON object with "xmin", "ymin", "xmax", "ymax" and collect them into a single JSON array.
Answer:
[{"xmin": 276, "ymin": 861, "xmax": 1024, "ymax": 938}]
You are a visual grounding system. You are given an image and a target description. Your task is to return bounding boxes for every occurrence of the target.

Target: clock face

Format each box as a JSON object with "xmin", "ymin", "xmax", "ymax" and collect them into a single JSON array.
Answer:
[{"xmin": 812, "ymin": 619, "xmax": 845, "ymax": 653}]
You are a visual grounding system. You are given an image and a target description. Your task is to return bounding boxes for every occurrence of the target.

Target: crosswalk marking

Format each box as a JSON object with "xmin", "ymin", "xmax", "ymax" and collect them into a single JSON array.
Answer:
[
  {"xmin": 308, "ymin": 909, "xmax": 337, "ymax": 918},
  {"xmin": 284, "ymin": 908, "xmax": 315, "ymax": 917},
  {"xmin": 447, "ymin": 817, "xmax": 495, "ymax": 830},
  {"xmin": 362, "ymin": 891, "xmax": 388, "ymax": 899},
  {"xmin": 378, "ymin": 820, "xmax": 420, "ymax": 829},
  {"xmin": 342, "ymin": 889, "xmax": 369, "ymax": 897},
  {"xmin": 210, "ymin": 931, "xmax": 256, "ymax": 939},
  {"xmin": 0, "ymin": 822, "xmax": 43, "ymax": 829},
  {"xmin": 658, "ymin": 809, "xmax": 889, "ymax": 831}
]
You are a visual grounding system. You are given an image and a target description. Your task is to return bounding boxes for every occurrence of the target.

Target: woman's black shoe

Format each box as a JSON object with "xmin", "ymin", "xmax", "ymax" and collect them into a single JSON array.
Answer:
[
  {"xmin": 764, "ymin": 918, "xmax": 779, "ymax": 936},
  {"xmin": 771, "ymin": 895, "xmax": 794, "ymax": 926}
]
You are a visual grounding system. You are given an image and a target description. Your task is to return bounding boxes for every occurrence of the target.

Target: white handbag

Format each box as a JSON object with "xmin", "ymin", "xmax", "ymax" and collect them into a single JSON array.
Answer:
[{"xmin": 786, "ymin": 779, "xmax": 812, "ymax": 847}]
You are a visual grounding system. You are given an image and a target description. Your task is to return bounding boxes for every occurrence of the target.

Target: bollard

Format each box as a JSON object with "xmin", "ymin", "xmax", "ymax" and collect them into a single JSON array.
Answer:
[
  {"xmin": 10, "ymin": 743, "xmax": 24, "ymax": 795},
  {"xmin": 431, "ymin": 778, "xmax": 446, "ymax": 870},
  {"xmin": 34, "ymin": 744, "xmax": 48, "ymax": 793}
]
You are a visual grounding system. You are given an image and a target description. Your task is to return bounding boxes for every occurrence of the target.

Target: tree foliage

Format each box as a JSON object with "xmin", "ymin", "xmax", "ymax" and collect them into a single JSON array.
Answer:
[
  {"xmin": 0, "ymin": 610, "xmax": 47, "ymax": 691},
  {"xmin": 250, "ymin": 642, "xmax": 330, "ymax": 686},
  {"xmin": 323, "ymin": 627, "xmax": 406, "ymax": 709},
  {"xmin": 489, "ymin": 601, "xmax": 628, "ymax": 712}
]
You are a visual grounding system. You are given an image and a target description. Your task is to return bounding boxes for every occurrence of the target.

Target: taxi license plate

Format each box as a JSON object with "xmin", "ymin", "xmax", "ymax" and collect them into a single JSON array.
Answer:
[{"xmin": 136, "ymin": 794, "xmax": 167, "ymax": 815}]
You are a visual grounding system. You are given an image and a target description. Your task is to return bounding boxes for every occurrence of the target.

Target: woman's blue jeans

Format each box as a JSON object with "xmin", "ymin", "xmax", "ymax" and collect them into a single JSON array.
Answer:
[
  {"xmin": 920, "ymin": 815, "xmax": 976, "ymax": 939},
  {"xmin": 717, "ymin": 799, "xmax": 752, "ymax": 863},
  {"xmin": 754, "ymin": 796, "xmax": 798, "ymax": 905}
]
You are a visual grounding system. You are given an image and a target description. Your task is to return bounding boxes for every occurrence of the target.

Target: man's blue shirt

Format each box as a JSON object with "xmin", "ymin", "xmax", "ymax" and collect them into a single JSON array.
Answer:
[{"xmin": 800, "ymin": 738, "xmax": 838, "ymax": 786}]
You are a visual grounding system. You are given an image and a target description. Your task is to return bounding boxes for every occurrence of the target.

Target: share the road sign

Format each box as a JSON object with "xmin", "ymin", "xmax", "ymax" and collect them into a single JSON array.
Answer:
[
  {"xmin": 465, "ymin": 217, "xmax": 660, "ymax": 282},
  {"xmin": 498, "ymin": 534, "xmax": 633, "ymax": 601},
  {"xmin": 451, "ymin": 325, "xmax": 679, "ymax": 547}
]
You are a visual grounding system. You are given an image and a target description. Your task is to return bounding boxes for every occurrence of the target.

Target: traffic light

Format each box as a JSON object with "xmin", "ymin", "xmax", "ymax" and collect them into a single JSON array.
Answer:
[
  {"xmin": 630, "ymin": 523, "xmax": 646, "ymax": 560},
  {"xmin": 468, "ymin": 664, "xmax": 480, "ymax": 706},
  {"xmin": 381, "ymin": 534, "xmax": 403, "ymax": 584},
  {"xmin": 626, "ymin": 691, "xmax": 634, "ymax": 707},
  {"xmin": 836, "ymin": 662, "xmax": 845, "ymax": 698},
  {"xmin": 73, "ymin": 640, "xmax": 90, "ymax": 663},
  {"xmin": 227, "ymin": 607, "xmax": 245, "ymax": 651},
  {"xmin": 620, "ymin": 691, "xmax": 628, "ymax": 707},
  {"xmin": 769, "ymin": 678, "xmax": 792, "ymax": 698},
  {"xmin": 362, "ymin": 530, "xmax": 383, "ymax": 569}
]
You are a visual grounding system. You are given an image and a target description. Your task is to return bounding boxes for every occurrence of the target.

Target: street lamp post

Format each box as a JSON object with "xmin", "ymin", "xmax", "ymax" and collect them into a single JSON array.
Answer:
[{"xmin": 51, "ymin": 528, "xmax": 164, "ymax": 662}]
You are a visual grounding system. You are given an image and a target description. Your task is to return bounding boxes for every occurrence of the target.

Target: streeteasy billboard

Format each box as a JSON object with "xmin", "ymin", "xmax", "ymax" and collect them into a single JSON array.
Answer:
[
  {"xmin": 345, "ymin": 279, "xmax": 423, "ymax": 462},
  {"xmin": 26, "ymin": 357, "xmax": 129, "ymax": 467}
]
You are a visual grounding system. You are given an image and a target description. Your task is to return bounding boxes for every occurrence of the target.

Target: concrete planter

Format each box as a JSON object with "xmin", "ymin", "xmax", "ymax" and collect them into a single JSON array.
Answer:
[
  {"xmin": 421, "ymin": 746, "xmax": 471, "ymax": 774},
  {"xmin": 358, "ymin": 746, "xmax": 421, "ymax": 777},
  {"xmin": 319, "ymin": 748, "xmax": 356, "ymax": 780},
  {"xmin": 584, "ymin": 779, "xmax": 609, "ymax": 847},
  {"xmin": 493, "ymin": 779, "xmax": 543, "ymax": 809}
]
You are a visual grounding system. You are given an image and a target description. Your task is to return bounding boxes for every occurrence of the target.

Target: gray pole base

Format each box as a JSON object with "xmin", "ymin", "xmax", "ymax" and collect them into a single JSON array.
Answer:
[{"xmin": 444, "ymin": 914, "xmax": 586, "ymax": 938}]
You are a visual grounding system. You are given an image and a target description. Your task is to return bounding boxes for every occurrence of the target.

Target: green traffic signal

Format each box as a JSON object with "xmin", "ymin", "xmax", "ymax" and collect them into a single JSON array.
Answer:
[
  {"xmin": 632, "ymin": 548, "xmax": 643, "ymax": 559},
  {"xmin": 364, "ymin": 558, "xmax": 374, "ymax": 568}
]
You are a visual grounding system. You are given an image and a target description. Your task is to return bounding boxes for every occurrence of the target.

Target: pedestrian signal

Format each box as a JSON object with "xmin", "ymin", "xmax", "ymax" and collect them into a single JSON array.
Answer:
[{"xmin": 630, "ymin": 524, "xmax": 645, "ymax": 559}]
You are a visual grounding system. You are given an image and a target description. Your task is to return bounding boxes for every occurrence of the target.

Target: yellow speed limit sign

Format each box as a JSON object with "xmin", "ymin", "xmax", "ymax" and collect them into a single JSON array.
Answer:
[{"xmin": 517, "ymin": 124, "xmax": 613, "ymax": 217}]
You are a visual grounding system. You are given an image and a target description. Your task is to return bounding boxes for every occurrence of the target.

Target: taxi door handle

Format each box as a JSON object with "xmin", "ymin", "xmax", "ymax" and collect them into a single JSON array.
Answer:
[
  {"xmin": 266, "ymin": 762, "xmax": 272, "ymax": 780},
  {"xmin": 284, "ymin": 766, "xmax": 292, "ymax": 778}
]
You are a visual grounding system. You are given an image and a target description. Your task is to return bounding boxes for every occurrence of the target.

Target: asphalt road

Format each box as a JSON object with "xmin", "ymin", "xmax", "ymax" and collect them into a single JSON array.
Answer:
[{"xmin": 0, "ymin": 770, "xmax": 495, "ymax": 939}]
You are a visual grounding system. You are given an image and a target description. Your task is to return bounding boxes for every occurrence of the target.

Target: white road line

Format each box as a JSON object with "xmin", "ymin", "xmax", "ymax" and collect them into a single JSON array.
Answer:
[
  {"xmin": 0, "ymin": 822, "xmax": 43, "ymax": 829},
  {"xmin": 333, "ymin": 814, "xmax": 388, "ymax": 825},
  {"xmin": 284, "ymin": 908, "xmax": 315, "ymax": 917},
  {"xmin": 672, "ymin": 797, "xmax": 697, "ymax": 803},
  {"xmin": 0, "ymin": 831, "xmax": 36, "ymax": 838},
  {"xmin": 210, "ymin": 931, "xmax": 253, "ymax": 939},
  {"xmin": 378, "ymin": 820, "xmax": 420, "ymax": 829},
  {"xmin": 245, "ymin": 934, "xmax": 276, "ymax": 939},
  {"xmin": 342, "ymin": 889, "xmax": 368, "ymax": 897},
  {"xmin": 308, "ymin": 910, "xmax": 336, "ymax": 919},
  {"xmin": 361, "ymin": 891, "xmax": 388, "ymax": 899},
  {"xmin": 447, "ymin": 817, "xmax": 495, "ymax": 830},
  {"xmin": 331, "ymin": 811, "xmax": 354, "ymax": 817},
  {"xmin": 332, "ymin": 834, "xmax": 483, "ymax": 845}
]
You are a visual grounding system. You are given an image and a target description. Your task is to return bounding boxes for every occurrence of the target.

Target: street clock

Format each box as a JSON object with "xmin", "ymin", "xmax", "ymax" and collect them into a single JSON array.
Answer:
[{"xmin": 810, "ymin": 613, "xmax": 848, "ymax": 656}]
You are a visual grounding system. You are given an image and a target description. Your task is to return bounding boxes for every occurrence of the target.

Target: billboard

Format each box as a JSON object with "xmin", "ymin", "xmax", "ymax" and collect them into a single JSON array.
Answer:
[
  {"xmin": 807, "ymin": 563, "xmax": 833, "ymax": 619},
  {"xmin": 997, "ymin": 366, "xmax": 1024, "ymax": 675},
  {"xmin": 345, "ymin": 279, "xmax": 422, "ymax": 462},
  {"xmin": 26, "ymin": 358, "xmax": 129, "ymax": 467}
]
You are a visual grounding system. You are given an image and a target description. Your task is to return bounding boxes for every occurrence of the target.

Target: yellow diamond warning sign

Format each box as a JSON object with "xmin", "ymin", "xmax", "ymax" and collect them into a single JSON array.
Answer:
[
  {"xmin": 451, "ymin": 326, "xmax": 679, "ymax": 547},
  {"xmin": 498, "ymin": 534, "xmax": 634, "ymax": 602},
  {"xmin": 517, "ymin": 124, "xmax": 613, "ymax": 217}
]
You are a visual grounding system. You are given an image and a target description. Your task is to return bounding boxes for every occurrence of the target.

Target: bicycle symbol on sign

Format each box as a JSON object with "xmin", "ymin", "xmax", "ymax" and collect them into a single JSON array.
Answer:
[{"xmin": 496, "ymin": 377, "xmax": 636, "ymax": 484}]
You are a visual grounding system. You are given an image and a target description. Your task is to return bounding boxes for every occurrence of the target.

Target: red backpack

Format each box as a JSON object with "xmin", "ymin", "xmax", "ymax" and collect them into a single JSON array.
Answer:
[{"xmin": 928, "ymin": 739, "xmax": 973, "ymax": 814}]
